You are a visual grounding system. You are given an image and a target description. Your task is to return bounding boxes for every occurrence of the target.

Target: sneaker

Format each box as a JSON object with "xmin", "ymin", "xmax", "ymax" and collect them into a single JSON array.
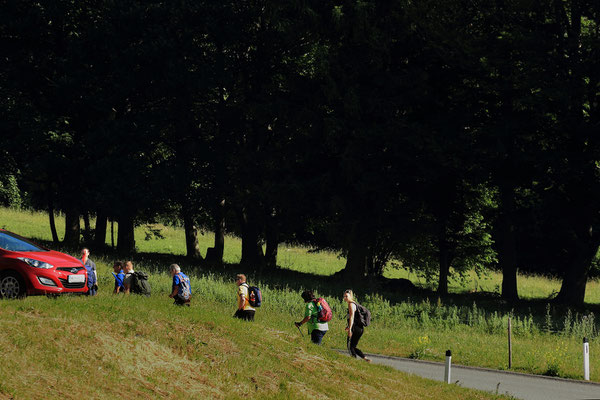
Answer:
[{"xmin": 364, "ymin": 357, "xmax": 372, "ymax": 363}]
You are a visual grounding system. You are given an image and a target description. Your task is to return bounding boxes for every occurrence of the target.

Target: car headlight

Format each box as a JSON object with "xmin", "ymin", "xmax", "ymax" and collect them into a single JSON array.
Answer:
[{"xmin": 17, "ymin": 257, "xmax": 54, "ymax": 269}]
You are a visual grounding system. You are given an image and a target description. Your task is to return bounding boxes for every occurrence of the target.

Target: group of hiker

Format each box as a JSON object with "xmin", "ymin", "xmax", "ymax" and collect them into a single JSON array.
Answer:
[
  {"xmin": 79, "ymin": 249, "xmax": 372, "ymax": 362},
  {"xmin": 232, "ymin": 277, "xmax": 371, "ymax": 362},
  {"xmin": 80, "ymin": 248, "xmax": 151, "ymax": 297},
  {"xmin": 294, "ymin": 288, "xmax": 372, "ymax": 362}
]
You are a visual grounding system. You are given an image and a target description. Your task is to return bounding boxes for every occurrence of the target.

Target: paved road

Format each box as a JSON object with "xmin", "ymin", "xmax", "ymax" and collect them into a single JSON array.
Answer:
[{"xmin": 337, "ymin": 351, "xmax": 600, "ymax": 400}]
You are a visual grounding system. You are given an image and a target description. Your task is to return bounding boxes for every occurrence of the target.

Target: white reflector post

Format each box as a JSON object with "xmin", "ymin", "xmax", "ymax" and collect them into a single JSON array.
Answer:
[
  {"xmin": 445, "ymin": 350, "xmax": 452, "ymax": 384},
  {"xmin": 583, "ymin": 337, "xmax": 590, "ymax": 381}
]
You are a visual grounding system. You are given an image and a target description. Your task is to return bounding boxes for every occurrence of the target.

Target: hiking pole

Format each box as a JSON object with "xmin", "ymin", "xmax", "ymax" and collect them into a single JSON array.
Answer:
[{"xmin": 295, "ymin": 322, "xmax": 304, "ymax": 337}]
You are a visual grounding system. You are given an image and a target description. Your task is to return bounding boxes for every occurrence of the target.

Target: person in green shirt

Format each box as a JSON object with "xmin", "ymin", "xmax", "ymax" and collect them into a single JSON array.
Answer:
[{"xmin": 294, "ymin": 290, "xmax": 329, "ymax": 345}]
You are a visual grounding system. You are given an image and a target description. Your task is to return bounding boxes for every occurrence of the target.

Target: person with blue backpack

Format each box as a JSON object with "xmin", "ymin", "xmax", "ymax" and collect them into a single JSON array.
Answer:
[
  {"xmin": 168, "ymin": 264, "xmax": 191, "ymax": 306},
  {"xmin": 112, "ymin": 261, "xmax": 125, "ymax": 294},
  {"xmin": 234, "ymin": 274, "xmax": 257, "ymax": 321},
  {"xmin": 294, "ymin": 290, "xmax": 330, "ymax": 345}
]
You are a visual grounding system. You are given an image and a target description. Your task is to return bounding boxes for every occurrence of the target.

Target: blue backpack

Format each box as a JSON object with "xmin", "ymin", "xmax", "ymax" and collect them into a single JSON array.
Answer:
[
  {"xmin": 176, "ymin": 273, "xmax": 191, "ymax": 301},
  {"xmin": 85, "ymin": 264, "xmax": 96, "ymax": 287},
  {"xmin": 247, "ymin": 285, "xmax": 262, "ymax": 307}
]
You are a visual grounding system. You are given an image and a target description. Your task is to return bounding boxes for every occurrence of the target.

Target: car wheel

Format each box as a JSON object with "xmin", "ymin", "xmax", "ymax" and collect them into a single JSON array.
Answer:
[{"xmin": 0, "ymin": 271, "xmax": 26, "ymax": 299}]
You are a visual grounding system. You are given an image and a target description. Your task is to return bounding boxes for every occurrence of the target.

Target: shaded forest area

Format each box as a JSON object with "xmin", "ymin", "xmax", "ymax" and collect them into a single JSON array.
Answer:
[{"xmin": 1, "ymin": 0, "xmax": 599, "ymax": 306}]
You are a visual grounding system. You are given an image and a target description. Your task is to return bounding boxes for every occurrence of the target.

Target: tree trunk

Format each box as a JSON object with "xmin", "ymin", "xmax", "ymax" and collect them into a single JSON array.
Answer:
[
  {"xmin": 555, "ymin": 220, "xmax": 599, "ymax": 306},
  {"xmin": 553, "ymin": 0, "xmax": 595, "ymax": 308},
  {"xmin": 366, "ymin": 247, "xmax": 375, "ymax": 276},
  {"xmin": 497, "ymin": 185, "xmax": 519, "ymax": 301},
  {"xmin": 182, "ymin": 203, "xmax": 202, "ymax": 259},
  {"xmin": 48, "ymin": 196, "xmax": 59, "ymax": 244},
  {"xmin": 239, "ymin": 206, "xmax": 265, "ymax": 269},
  {"xmin": 82, "ymin": 212, "xmax": 91, "ymax": 243},
  {"xmin": 117, "ymin": 214, "xmax": 135, "ymax": 254},
  {"xmin": 110, "ymin": 219, "xmax": 115, "ymax": 249},
  {"xmin": 214, "ymin": 198, "xmax": 225, "ymax": 263},
  {"xmin": 94, "ymin": 209, "xmax": 108, "ymax": 249},
  {"xmin": 62, "ymin": 208, "xmax": 80, "ymax": 247},
  {"xmin": 341, "ymin": 221, "xmax": 369, "ymax": 280},
  {"xmin": 437, "ymin": 226, "xmax": 450, "ymax": 295},
  {"xmin": 206, "ymin": 198, "xmax": 226, "ymax": 265},
  {"xmin": 555, "ymin": 248, "xmax": 595, "ymax": 306},
  {"xmin": 493, "ymin": 34, "xmax": 520, "ymax": 302},
  {"xmin": 264, "ymin": 210, "xmax": 278, "ymax": 269}
]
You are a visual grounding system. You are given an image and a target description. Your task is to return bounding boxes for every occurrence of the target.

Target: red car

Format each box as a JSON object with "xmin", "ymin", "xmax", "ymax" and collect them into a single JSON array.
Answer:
[{"xmin": 0, "ymin": 229, "xmax": 88, "ymax": 298}]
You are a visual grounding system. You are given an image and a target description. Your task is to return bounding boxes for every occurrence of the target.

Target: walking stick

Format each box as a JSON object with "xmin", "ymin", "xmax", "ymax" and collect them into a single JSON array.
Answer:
[{"xmin": 295, "ymin": 322, "xmax": 304, "ymax": 337}]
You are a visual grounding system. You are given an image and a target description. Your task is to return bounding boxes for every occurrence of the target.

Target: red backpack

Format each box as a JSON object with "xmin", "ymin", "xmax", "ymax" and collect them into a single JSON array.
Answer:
[{"xmin": 314, "ymin": 297, "xmax": 333, "ymax": 322}]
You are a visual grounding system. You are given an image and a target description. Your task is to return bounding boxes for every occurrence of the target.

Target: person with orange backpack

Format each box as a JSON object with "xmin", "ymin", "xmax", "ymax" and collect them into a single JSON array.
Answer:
[{"xmin": 294, "ymin": 290, "xmax": 331, "ymax": 345}]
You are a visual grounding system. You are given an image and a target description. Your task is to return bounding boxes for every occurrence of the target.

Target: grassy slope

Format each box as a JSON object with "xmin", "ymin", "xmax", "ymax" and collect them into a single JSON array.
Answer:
[
  {"xmin": 0, "ymin": 293, "xmax": 505, "ymax": 400},
  {"xmin": 1, "ymin": 208, "xmax": 598, "ymax": 386},
  {"xmin": 0, "ymin": 208, "xmax": 509, "ymax": 399}
]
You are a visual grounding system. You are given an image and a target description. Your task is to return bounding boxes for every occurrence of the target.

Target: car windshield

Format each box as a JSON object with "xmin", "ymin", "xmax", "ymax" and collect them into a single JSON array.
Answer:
[{"xmin": 0, "ymin": 231, "xmax": 47, "ymax": 252}]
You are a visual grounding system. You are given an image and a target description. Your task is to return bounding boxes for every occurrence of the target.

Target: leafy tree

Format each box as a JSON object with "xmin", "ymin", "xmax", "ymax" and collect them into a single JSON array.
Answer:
[{"xmin": 547, "ymin": 0, "xmax": 600, "ymax": 305}]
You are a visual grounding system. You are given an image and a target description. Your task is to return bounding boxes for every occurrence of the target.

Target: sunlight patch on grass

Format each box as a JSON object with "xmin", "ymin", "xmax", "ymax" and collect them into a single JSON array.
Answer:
[{"xmin": 2, "ymin": 206, "xmax": 597, "ymax": 305}]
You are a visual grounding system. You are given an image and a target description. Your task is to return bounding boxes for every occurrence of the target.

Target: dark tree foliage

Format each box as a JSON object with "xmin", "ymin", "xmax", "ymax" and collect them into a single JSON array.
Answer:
[{"xmin": 1, "ymin": 0, "xmax": 599, "ymax": 305}]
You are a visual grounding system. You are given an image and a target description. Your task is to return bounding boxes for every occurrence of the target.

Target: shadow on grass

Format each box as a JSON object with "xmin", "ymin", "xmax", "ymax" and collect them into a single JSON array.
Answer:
[{"xmin": 30, "ymin": 237, "xmax": 600, "ymax": 333}]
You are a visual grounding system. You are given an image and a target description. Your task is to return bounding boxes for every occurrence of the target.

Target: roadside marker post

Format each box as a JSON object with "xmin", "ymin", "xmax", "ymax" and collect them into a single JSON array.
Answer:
[
  {"xmin": 445, "ymin": 350, "xmax": 452, "ymax": 384},
  {"xmin": 583, "ymin": 337, "xmax": 590, "ymax": 381}
]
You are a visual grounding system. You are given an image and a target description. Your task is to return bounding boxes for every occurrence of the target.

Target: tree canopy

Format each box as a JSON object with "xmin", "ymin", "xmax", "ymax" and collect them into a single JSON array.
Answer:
[{"xmin": 1, "ymin": 0, "xmax": 599, "ymax": 306}]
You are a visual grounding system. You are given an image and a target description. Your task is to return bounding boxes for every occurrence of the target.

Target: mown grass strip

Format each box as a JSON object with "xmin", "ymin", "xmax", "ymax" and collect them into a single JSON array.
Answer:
[{"xmin": 0, "ymin": 292, "xmax": 508, "ymax": 399}]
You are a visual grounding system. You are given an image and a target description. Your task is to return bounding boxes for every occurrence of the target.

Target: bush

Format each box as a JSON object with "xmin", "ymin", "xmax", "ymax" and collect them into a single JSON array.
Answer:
[{"xmin": 0, "ymin": 175, "xmax": 22, "ymax": 208}]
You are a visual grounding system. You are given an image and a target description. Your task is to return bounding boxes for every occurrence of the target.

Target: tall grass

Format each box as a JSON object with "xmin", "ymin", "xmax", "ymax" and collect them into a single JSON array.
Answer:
[{"xmin": 3, "ymin": 206, "xmax": 598, "ymax": 303}]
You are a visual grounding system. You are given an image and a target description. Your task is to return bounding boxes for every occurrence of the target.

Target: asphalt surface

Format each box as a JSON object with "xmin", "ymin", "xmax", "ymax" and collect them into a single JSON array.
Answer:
[{"xmin": 337, "ymin": 350, "xmax": 600, "ymax": 400}]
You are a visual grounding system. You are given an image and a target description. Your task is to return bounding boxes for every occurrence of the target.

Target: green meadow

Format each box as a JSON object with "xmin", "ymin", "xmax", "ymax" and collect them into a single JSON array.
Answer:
[
  {"xmin": 0, "ymin": 285, "xmax": 509, "ymax": 400},
  {"xmin": 7, "ymin": 207, "xmax": 598, "ymax": 304},
  {"xmin": 1, "ymin": 206, "xmax": 599, "ymax": 399}
]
